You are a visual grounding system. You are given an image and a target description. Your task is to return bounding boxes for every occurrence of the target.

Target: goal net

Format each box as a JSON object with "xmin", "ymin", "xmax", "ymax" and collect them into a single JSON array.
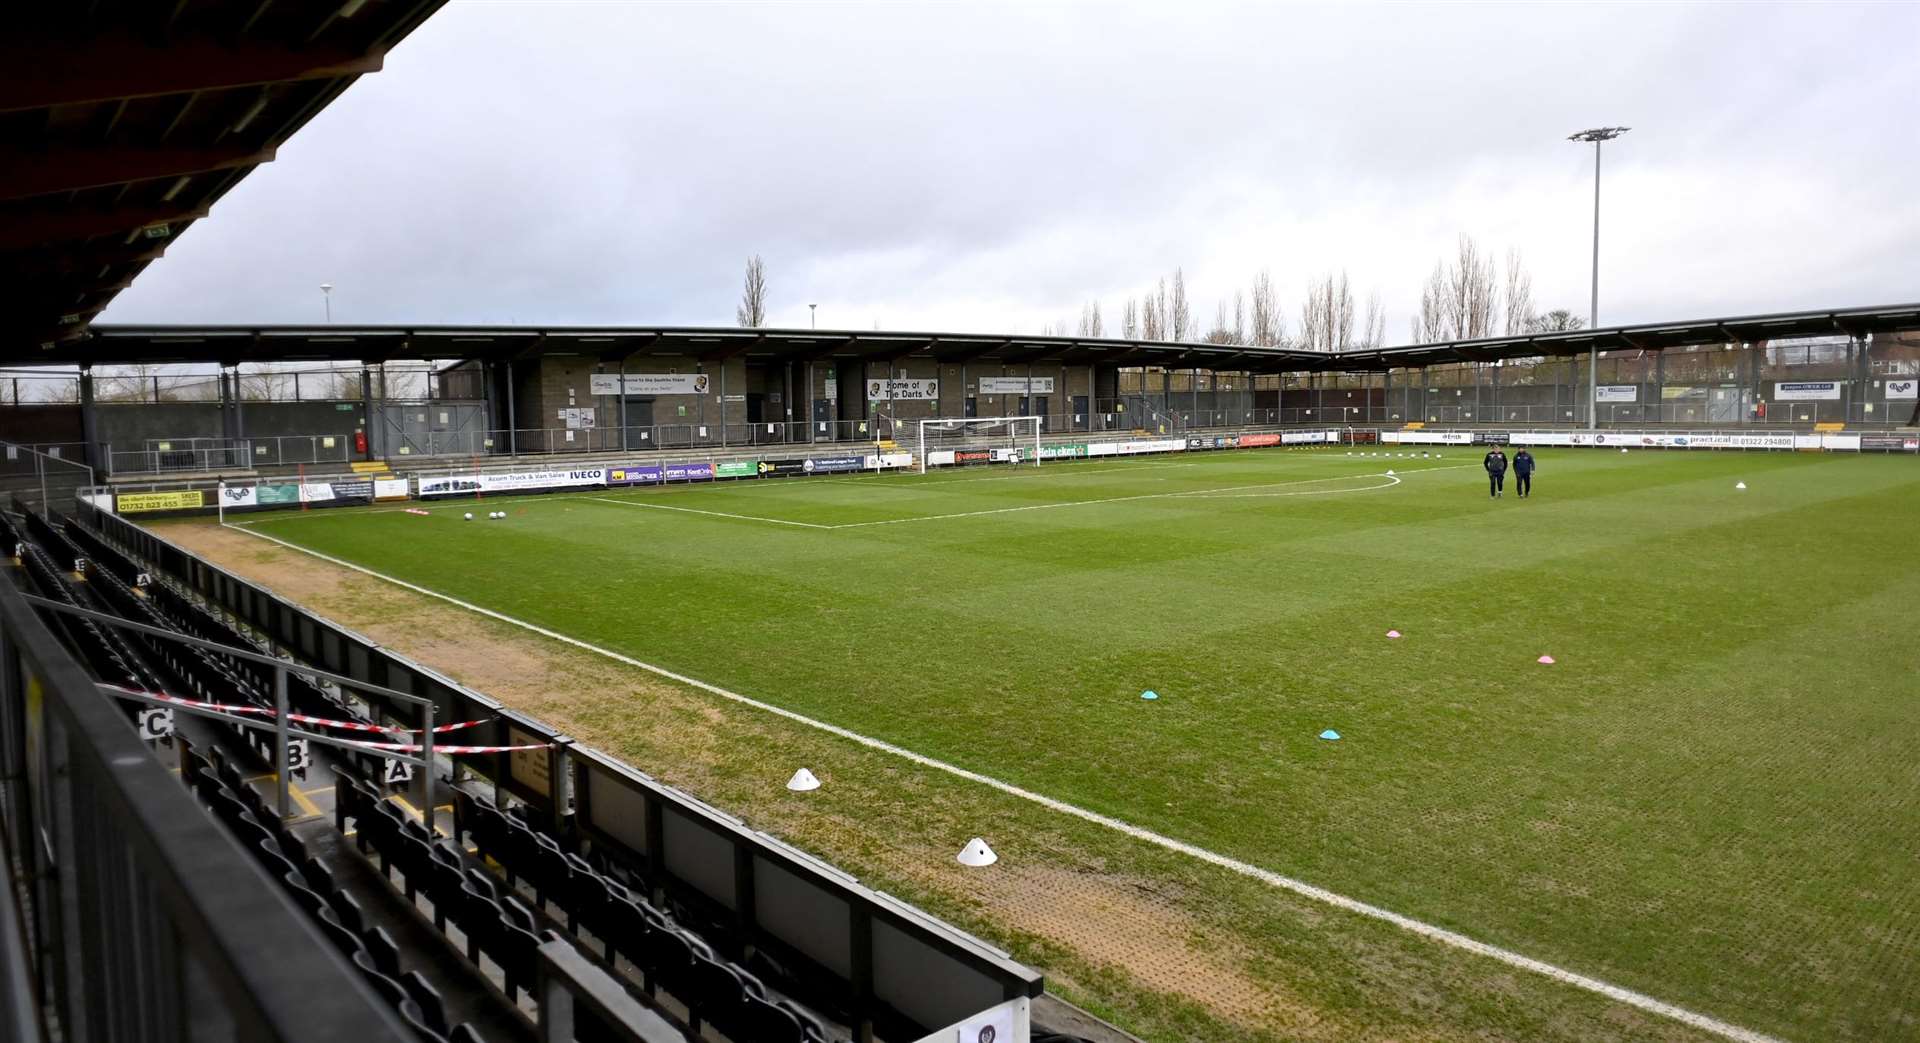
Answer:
[{"xmin": 914, "ymin": 417, "xmax": 1042, "ymax": 474}]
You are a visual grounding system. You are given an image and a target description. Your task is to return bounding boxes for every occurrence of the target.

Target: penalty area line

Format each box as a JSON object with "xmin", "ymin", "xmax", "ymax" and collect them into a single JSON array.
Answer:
[{"xmin": 220, "ymin": 520, "xmax": 1777, "ymax": 1043}]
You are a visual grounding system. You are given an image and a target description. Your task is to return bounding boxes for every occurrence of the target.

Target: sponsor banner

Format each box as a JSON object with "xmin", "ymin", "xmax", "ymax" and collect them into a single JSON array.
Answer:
[
  {"xmin": 608, "ymin": 465, "xmax": 664, "ymax": 485},
  {"xmin": 1822, "ymin": 434, "xmax": 1862, "ymax": 451},
  {"xmin": 1474, "ymin": 431, "xmax": 1512, "ymax": 445},
  {"xmin": 953, "ymin": 448, "xmax": 991, "ymax": 464},
  {"xmin": 865, "ymin": 452, "xmax": 915, "ymax": 469},
  {"xmin": 1349, "ymin": 429, "xmax": 1379, "ymax": 444},
  {"xmin": 756, "ymin": 459, "xmax": 807, "ymax": 476},
  {"xmin": 1239, "ymin": 433, "xmax": 1281, "ymax": 448},
  {"xmin": 1774, "ymin": 381, "xmax": 1841, "ymax": 401},
  {"xmin": 1860, "ymin": 435, "xmax": 1920, "ymax": 452},
  {"xmin": 117, "ymin": 490, "xmax": 206, "ymax": 513},
  {"xmin": 803, "ymin": 456, "xmax": 863, "ymax": 474},
  {"xmin": 1038, "ymin": 443, "xmax": 1087, "ymax": 460},
  {"xmin": 925, "ymin": 450, "xmax": 957, "ymax": 466},
  {"xmin": 588, "ymin": 373, "xmax": 710, "ymax": 396},
  {"xmin": 1086, "ymin": 443, "xmax": 1118, "ymax": 457},
  {"xmin": 990, "ymin": 447, "xmax": 1028, "ymax": 462},
  {"xmin": 1661, "ymin": 385, "xmax": 1706, "ymax": 400},
  {"xmin": 1279, "ymin": 430, "xmax": 1340, "ymax": 445},
  {"xmin": 1384, "ymin": 431, "xmax": 1473, "ymax": 445},
  {"xmin": 978, "ymin": 376, "xmax": 1056, "ymax": 395},
  {"xmin": 664, "ymin": 462, "xmax": 714, "ymax": 481},
  {"xmin": 299, "ymin": 483, "xmax": 335, "ymax": 503},
  {"xmin": 866, "ymin": 378, "xmax": 939, "ymax": 401},
  {"xmin": 218, "ymin": 485, "xmax": 257, "ymax": 508},
  {"xmin": 328, "ymin": 480, "xmax": 373, "ymax": 503},
  {"xmin": 1515, "ymin": 431, "xmax": 1802, "ymax": 451},
  {"xmin": 374, "ymin": 478, "xmax": 411, "ymax": 500},
  {"xmin": 258, "ymin": 484, "xmax": 300, "ymax": 505},
  {"xmin": 419, "ymin": 469, "xmax": 607, "ymax": 497},
  {"xmin": 1885, "ymin": 378, "xmax": 1918, "ymax": 400},
  {"xmin": 1595, "ymin": 385, "xmax": 1639, "ymax": 403},
  {"xmin": 715, "ymin": 460, "xmax": 758, "ymax": 478}
]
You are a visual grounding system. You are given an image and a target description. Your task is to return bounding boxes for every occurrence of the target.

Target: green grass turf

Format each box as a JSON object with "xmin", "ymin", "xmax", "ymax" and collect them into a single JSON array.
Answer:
[{"xmin": 233, "ymin": 446, "xmax": 1920, "ymax": 1041}]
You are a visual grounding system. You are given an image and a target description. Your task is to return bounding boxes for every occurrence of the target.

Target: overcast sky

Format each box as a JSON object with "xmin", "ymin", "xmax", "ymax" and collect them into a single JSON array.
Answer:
[{"xmin": 103, "ymin": 0, "xmax": 1920, "ymax": 344}]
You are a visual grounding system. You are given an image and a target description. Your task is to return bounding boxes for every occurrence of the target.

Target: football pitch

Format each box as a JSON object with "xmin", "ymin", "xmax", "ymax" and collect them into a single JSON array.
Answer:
[{"xmin": 212, "ymin": 446, "xmax": 1918, "ymax": 1041}]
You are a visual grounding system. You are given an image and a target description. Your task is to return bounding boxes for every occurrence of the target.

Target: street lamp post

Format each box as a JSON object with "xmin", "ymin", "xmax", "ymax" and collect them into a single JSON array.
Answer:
[
  {"xmin": 809, "ymin": 304, "xmax": 817, "ymax": 330},
  {"xmin": 319, "ymin": 282, "xmax": 334, "ymax": 323},
  {"xmin": 1568, "ymin": 126, "xmax": 1628, "ymax": 430}
]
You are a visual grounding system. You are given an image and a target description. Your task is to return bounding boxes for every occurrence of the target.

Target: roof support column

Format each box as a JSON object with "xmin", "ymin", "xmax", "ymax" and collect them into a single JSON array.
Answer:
[
  {"xmin": 78, "ymin": 367, "xmax": 99, "ymax": 474},
  {"xmin": 804, "ymin": 360, "xmax": 815, "ymax": 443},
  {"xmin": 1653, "ymin": 350, "xmax": 1665, "ymax": 424},
  {"xmin": 505, "ymin": 362, "xmax": 517, "ymax": 456},
  {"xmin": 360, "ymin": 365, "xmax": 374, "ymax": 461},
  {"xmin": 719, "ymin": 361, "xmax": 727, "ymax": 448}
]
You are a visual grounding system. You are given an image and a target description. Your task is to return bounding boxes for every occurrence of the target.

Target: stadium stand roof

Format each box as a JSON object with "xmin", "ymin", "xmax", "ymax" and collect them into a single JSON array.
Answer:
[
  {"xmin": 38, "ymin": 301, "xmax": 1920, "ymax": 371},
  {"xmin": 0, "ymin": 0, "xmax": 446, "ymax": 350}
]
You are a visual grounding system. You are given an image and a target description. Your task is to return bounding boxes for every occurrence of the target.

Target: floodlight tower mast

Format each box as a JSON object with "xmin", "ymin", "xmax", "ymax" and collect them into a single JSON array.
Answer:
[{"xmin": 1568, "ymin": 126, "xmax": 1629, "ymax": 431}]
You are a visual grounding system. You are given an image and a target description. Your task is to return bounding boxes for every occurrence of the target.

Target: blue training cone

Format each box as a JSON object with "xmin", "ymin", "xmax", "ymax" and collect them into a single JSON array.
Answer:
[
  {"xmin": 1141, "ymin": 690, "xmax": 1159, "ymax": 701},
  {"xmin": 1319, "ymin": 729, "xmax": 1341, "ymax": 741}
]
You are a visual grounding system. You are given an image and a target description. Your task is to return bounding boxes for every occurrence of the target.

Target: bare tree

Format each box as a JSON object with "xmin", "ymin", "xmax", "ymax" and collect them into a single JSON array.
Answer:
[
  {"xmin": 1143, "ymin": 279, "xmax": 1167, "ymax": 340},
  {"xmin": 1299, "ymin": 271, "xmax": 1358, "ymax": 353},
  {"xmin": 1503, "ymin": 248, "xmax": 1534, "ymax": 336},
  {"xmin": 1121, "ymin": 298, "xmax": 1139, "ymax": 339},
  {"xmin": 1360, "ymin": 292, "xmax": 1386, "ymax": 349},
  {"xmin": 1079, "ymin": 300, "xmax": 1105, "ymax": 338},
  {"xmin": 1249, "ymin": 269, "xmax": 1283, "ymax": 347},
  {"xmin": 1415, "ymin": 235, "xmax": 1531, "ymax": 341},
  {"xmin": 1170, "ymin": 268, "xmax": 1191, "ymax": 341},
  {"xmin": 735, "ymin": 254, "xmax": 768, "ymax": 327},
  {"xmin": 1232, "ymin": 291, "xmax": 1247, "ymax": 346},
  {"xmin": 1527, "ymin": 309, "xmax": 1586, "ymax": 332},
  {"xmin": 1204, "ymin": 302, "xmax": 1235, "ymax": 344}
]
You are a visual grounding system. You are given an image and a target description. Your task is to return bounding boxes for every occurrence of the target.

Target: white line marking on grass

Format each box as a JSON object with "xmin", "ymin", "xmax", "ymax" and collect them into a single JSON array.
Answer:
[
  {"xmin": 224, "ymin": 518, "xmax": 1778, "ymax": 1043},
  {"xmin": 582, "ymin": 496, "xmax": 835, "ymax": 529},
  {"xmin": 828, "ymin": 465, "xmax": 1473, "ymax": 529}
]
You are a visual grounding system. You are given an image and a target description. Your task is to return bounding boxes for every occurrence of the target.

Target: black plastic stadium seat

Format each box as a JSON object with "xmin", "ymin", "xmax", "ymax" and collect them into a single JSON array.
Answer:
[
  {"xmin": 447, "ymin": 1023, "xmax": 489, "ymax": 1043},
  {"xmin": 401, "ymin": 971, "xmax": 449, "ymax": 1036},
  {"xmin": 315, "ymin": 908, "xmax": 364, "ymax": 959},
  {"xmin": 327, "ymin": 889, "xmax": 366, "ymax": 936},
  {"xmin": 363, "ymin": 925, "xmax": 402, "ymax": 979}
]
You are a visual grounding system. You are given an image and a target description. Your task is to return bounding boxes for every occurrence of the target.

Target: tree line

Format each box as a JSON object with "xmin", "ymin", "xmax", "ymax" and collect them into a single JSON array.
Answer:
[{"xmin": 733, "ymin": 235, "xmax": 1583, "ymax": 348}]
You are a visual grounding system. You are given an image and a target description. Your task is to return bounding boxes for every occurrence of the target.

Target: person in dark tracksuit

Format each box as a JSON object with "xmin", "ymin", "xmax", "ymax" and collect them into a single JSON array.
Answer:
[
  {"xmin": 1513, "ymin": 449, "xmax": 1536, "ymax": 498},
  {"xmin": 1484, "ymin": 447, "xmax": 1508, "ymax": 498}
]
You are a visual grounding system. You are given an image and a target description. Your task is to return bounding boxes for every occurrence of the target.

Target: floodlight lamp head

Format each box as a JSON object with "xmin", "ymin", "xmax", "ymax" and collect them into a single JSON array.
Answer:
[
  {"xmin": 1567, "ymin": 127, "xmax": 1630, "ymax": 143},
  {"xmin": 319, "ymin": 283, "xmax": 333, "ymax": 293}
]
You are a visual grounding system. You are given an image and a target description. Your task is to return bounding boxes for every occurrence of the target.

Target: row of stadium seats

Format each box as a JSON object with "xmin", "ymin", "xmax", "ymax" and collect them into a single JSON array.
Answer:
[
  {"xmin": 449, "ymin": 789, "xmax": 832, "ymax": 1042},
  {"xmin": 4, "ymin": 510, "xmax": 517, "ymax": 1043},
  {"xmin": 183, "ymin": 738, "xmax": 490, "ymax": 1043}
]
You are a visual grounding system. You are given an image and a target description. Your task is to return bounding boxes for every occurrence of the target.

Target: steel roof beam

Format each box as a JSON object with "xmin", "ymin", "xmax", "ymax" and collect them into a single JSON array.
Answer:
[
  {"xmin": 0, "ymin": 36, "xmax": 383, "ymax": 112},
  {"xmin": 0, "ymin": 143, "xmax": 276, "ymax": 201}
]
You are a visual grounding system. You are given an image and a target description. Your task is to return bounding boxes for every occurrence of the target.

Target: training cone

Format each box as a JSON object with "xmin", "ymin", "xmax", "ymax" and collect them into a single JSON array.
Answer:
[
  {"xmin": 1537, "ymin": 655, "xmax": 1556, "ymax": 665},
  {"xmin": 1319, "ymin": 729, "xmax": 1341, "ymax": 741},
  {"xmin": 1621, "ymin": 447, "xmax": 1629, "ymax": 453},
  {"xmin": 1140, "ymin": 690, "xmax": 1158, "ymax": 701},
  {"xmin": 956, "ymin": 838, "xmax": 998, "ymax": 867},
  {"xmin": 1386, "ymin": 469, "xmax": 1395, "ymax": 476},
  {"xmin": 1735, "ymin": 481, "xmax": 1747, "ymax": 490},
  {"xmin": 1386, "ymin": 629, "xmax": 1401, "ymax": 639},
  {"xmin": 786, "ymin": 768, "xmax": 821, "ymax": 792}
]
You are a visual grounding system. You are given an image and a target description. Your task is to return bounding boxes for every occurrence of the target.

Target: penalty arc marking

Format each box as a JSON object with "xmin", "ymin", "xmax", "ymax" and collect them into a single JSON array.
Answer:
[{"xmin": 223, "ymin": 514, "xmax": 1779, "ymax": 1043}]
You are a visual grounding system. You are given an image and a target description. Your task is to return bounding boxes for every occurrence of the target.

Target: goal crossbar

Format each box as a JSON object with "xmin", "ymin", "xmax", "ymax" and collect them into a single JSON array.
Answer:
[{"xmin": 914, "ymin": 417, "xmax": 1043, "ymax": 475}]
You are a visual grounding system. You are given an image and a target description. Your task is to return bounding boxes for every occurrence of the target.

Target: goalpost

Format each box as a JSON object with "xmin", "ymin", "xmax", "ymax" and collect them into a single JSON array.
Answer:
[{"xmin": 914, "ymin": 417, "xmax": 1043, "ymax": 475}]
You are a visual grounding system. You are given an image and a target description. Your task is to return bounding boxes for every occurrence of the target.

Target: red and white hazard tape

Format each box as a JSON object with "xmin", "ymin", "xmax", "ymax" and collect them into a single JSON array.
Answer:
[
  {"xmin": 103, "ymin": 684, "xmax": 494, "ymax": 735},
  {"xmin": 337, "ymin": 737, "xmax": 551, "ymax": 754}
]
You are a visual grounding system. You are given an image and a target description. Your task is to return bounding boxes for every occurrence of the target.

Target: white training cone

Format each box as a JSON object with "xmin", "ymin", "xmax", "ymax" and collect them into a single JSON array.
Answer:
[
  {"xmin": 1537, "ymin": 655, "xmax": 1556, "ymax": 665},
  {"xmin": 1386, "ymin": 629, "xmax": 1401, "ymax": 639},
  {"xmin": 1621, "ymin": 447, "xmax": 1629, "ymax": 453},
  {"xmin": 956, "ymin": 838, "xmax": 998, "ymax": 867},
  {"xmin": 1386, "ymin": 469, "xmax": 1395, "ymax": 476},
  {"xmin": 463, "ymin": 512, "xmax": 474, "ymax": 521},
  {"xmin": 1735, "ymin": 481, "xmax": 1747, "ymax": 490},
  {"xmin": 786, "ymin": 768, "xmax": 821, "ymax": 792}
]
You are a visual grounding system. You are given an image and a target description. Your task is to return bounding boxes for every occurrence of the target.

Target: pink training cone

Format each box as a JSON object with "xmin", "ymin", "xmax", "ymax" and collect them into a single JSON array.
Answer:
[
  {"xmin": 1537, "ymin": 655, "xmax": 1556, "ymax": 665},
  {"xmin": 1386, "ymin": 629, "xmax": 1401, "ymax": 639}
]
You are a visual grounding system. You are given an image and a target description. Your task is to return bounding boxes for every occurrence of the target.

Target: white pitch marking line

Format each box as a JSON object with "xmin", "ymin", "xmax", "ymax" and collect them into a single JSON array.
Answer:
[
  {"xmin": 827, "ymin": 464, "xmax": 1474, "ymax": 529},
  {"xmin": 582, "ymin": 497, "xmax": 833, "ymax": 529},
  {"xmin": 814, "ymin": 462, "xmax": 1200, "ymax": 488},
  {"xmin": 220, "ymin": 519, "xmax": 1777, "ymax": 1043}
]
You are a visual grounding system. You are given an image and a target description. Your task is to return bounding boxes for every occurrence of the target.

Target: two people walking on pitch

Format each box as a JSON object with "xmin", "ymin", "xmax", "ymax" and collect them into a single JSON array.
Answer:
[{"xmin": 1484, "ymin": 448, "xmax": 1536, "ymax": 499}]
